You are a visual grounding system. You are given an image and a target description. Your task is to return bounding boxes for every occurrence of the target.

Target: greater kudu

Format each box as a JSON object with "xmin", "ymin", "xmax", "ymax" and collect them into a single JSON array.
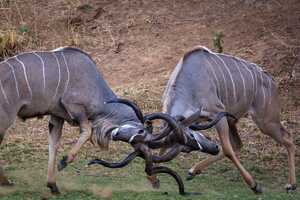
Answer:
[
  {"xmin": 0, "ymin": 47, "xmax": 186, "ymax": 194},
  {"xmin": 159, "ymin": 46, "xmax": 296, "ymax": 193}
]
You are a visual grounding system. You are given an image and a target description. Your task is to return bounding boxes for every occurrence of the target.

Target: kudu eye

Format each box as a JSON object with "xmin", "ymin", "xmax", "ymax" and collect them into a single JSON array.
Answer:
[{"xmin": 138, "ymin": 129, "xmax": 144, "ymax": 134}]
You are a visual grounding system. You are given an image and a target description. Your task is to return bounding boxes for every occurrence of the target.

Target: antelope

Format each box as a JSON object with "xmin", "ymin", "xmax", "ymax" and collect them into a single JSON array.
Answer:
[
  {"xmin": 0, "ymin": 47, "xmax": 191, "ymax": 194},
  {"xmin": 154, "ymin": 46, "xmax": 296, "ymax": 193}
]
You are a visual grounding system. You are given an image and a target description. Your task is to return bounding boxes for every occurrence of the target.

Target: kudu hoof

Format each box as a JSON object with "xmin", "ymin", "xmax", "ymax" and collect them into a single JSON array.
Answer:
[
  {"xmin": 0, "ymin": 180, "xmax": 13, "ymax": 186},
  {"xmin": 146, "ymin": 175, "xmax": 160, "ymax": 189},
  {"xmin": 47, "ymin": 182, "xmax": 61, "ymax": 195},
  {"xmin": 186, "ymin": 171, "xmax": 196, "ymax": 181},
  {"xmin": 251, "ymin": 182, "xmax": 263, "ymax": 194},
  {"xmin": 285, "ymin": 184, "xmax": 297, "ymax": 193},
  {"xmin": 57, "ymin": 156, "xmax": 68, "ymax": 171},
  {"xmin": 0, "ymin": 176, "xmax": 13, "ymax": 186},
  {"xmin": 151, "ymin": 178, "xmax": 160, "ymax": 189}
]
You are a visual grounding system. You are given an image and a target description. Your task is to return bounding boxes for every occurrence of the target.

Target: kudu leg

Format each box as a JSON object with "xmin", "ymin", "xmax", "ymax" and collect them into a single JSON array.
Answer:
[
  {"xmin": 0, "ymin": 114, "xmax": 15, "ymax": 186},
  {"xmin": 0, "ymin": 132, "xmax": 12, "ymax": 186},
  {"xmin": 58, "ymin": 119, "xmax": 91, "ymax": 171},
  {"xmin": 254, "ymin": 120, "xmax": 296, "ymax": 192},
  {"xmin": 188, "ymin": 122, "xmax": 242, "ymax": 179},
  {"xmin": 228, "ymin": 122, "xmax": 243, "ymax": 159},
  {"xmin": 281, "ymin": 128, "xmax": 296, "ymax": 192},
  {"xmin": 146, "ymin": 148, "xmax": 167, "ymax": 189},
  {"xmin": 216, "ymin": 118, "xmax": 261, "ymax": 193},
  {"xmin": 0, "ymin": 134, "xmax": 3, "ymax": 144},
  {"xmin": 187, "ymin": 153, "xmax": 225, "ymax": 179},
  {"xmin": 57, "ymin": 101, "xmax": 92, "ymax": 171},
  {"xmin": 47, "ymin": 116, "xmax": 64, "ymax": 194}
]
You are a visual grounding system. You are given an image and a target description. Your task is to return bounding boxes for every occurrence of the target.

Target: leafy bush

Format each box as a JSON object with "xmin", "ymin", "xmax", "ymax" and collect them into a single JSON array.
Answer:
[
  {"xmin": 0, "ymin": 30, "xmax": 25, "ymax": 60},
  {"xmin": 213, "ymin": 31, "xmax": 224, "ymax": 53}
]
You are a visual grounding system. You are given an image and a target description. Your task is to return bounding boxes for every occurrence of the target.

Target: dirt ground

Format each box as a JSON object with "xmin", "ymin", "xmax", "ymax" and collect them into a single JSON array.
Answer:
[
  {"xmin": 0, "ymin": 0, "xmax": 299, "ymax": 198},
  {"xmin": 1, "ymin": 0, "xmax": 299, "ymax": 108}
]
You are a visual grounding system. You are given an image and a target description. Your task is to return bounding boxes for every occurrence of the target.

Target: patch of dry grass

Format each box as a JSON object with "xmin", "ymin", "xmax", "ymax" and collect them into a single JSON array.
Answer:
[
  {"xmin": 89, "ymin": 185, "xmax": 112, "ymax": 199},
  {"xmin": 0, "ymin": 29, "xmax": 25, "ymax": 60},
  {"xmin": 114, "ymin": 82, "xmax": 163, "ymax": 113}
]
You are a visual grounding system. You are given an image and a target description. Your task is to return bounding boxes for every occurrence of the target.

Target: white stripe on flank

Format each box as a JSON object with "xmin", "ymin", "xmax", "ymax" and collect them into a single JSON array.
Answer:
[
  {"xmin": 259, "ymin": 70, "xmax": 266, "ymax": 109},
  {"xmin": 203, "ymin": 57, "xmax": 220, "ymax": 95},
  {"xmin": 264, "ymin": 73, "xmax": 272, "ymax": 106},
  {"xmin": 252, "ymin": 64, "xmax": 266, "ymax": 108},
  {"xmin": 209, "ymin": 55, "xmax": 228, "ymax": 105},
  {"xmin": 233, "ymin": 59, "xmax": 246, "ymax": 101},
  {"xmin": 52, "ymin": 53, "xmax": 61, "ymax": 100},
  {"xmin": 239, "ymin": 60, "xmax": 255, "ymax": 102},
  {"xmin": 250, "ymin": 63, "xmax": 258, "ymax": 97},
  {"xmin": 268, "ymin": 76, "xmax": 272, "ymax": 106},
  {"xmin": 0, "ymin": 78, "xmax": 9, "ymax": 104},
  {"xmin": 15, "ymin": 56, "xmax": 33, "ymax": 98},
  {"xmin": 32, "ymin": 52, "xmax": 46, "ymax": 91},
  {"xmin": 61, "ymin": 52, "xmax": 70, "ymax": 95},
  {"xmin": 213, "ymin": 54, "xmax": 237, "ymax": 103},
  {"xmin": 4, "ymin": 61, "xmax": 20, "ymax": 98},
  {"xmin": 189, "ymin": 46, "xmax": 270, "ymax": 108}
]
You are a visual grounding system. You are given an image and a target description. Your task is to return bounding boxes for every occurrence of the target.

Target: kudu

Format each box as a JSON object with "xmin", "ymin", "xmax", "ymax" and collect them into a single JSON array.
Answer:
[
  {"xmin": 158, "ymin": 46, "xmax": 296, "ymax": 193},
  {"xmin": 0, "ymin": 47, "xmax": 188, "ymax": 194}
]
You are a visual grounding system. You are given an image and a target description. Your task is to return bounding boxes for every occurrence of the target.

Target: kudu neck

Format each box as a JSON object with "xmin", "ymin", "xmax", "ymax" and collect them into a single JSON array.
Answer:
[{"xmin": 93, "ymin": 103, "xmax": 140, "ymax": 128}]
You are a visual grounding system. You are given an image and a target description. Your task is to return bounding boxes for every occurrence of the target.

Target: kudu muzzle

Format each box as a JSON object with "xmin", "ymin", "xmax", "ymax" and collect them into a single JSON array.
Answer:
[
  {"xmin": 184, "ymin": 129, "xmax": 219, "ymax": 155},
  {"xmin": 111, "ymin": 122, "xmax": 148, "ymax": 144}
]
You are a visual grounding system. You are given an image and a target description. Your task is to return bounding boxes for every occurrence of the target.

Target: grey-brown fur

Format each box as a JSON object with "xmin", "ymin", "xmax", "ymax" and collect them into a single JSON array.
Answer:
[
  {"xmin": 0, "ymin": 47, "xmax": 143, "ymax": 193},
  {"xmin": 163, "ymin": 46, "xmax": 275, "ymax": 119},
  {"xmin": 162, "ymin": 46, "xmax": 296, "ymax": 193}
]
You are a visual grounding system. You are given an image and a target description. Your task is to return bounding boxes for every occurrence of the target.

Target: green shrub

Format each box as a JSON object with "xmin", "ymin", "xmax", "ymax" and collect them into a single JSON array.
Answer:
[
  {"xmin": 0, "ymin": 30, "xmax": 24, "ymax": 60},
  {"xmin": 213, "ymin": 31, "xmax": 224, "ymax": 53}
]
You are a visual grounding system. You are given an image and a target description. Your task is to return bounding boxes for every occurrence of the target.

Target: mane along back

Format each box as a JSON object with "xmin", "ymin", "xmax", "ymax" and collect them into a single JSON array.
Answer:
[{"xmin": 52, "ymin": 47, "xmax": 96, "ymax": 65}]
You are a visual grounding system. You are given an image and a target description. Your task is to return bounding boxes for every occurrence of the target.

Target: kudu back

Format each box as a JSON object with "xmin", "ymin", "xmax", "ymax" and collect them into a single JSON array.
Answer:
[{"xmin": 162, "ymin": 46, "xmax": 296, "ymax": 193}]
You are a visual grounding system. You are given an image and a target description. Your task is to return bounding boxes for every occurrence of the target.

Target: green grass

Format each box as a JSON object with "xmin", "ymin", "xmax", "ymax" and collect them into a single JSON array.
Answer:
[
  {"xmin": 0, "ymin": 141, "xmax": 299, "ymax": 200},
  {"xmin": 0, "ymin": 85, "xmax": 299, "ymax": 200}
]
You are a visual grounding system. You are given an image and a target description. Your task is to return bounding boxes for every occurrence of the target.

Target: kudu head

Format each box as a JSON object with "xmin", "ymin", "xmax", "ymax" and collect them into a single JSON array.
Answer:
[
  {"xmin": 166, "ymin": 110, "xmax": 224, "ymax": 156},
  {"xmin": 175, "ymin": 110, "xmax": 237, "ymax": 155},
  {"xmin": 180, "ymin": 127, "xmax": 219, "ymax": 155},
  {"xmin": 100, "ymin": 99, "xmax": 181, "ymax": 145},
  {"xmin": 142, "ymin": 112, "xmax": 219, "ymax": 156},
  {"xmin": 96, "ymin": 98, "xmax": 220, "ymax": 156},
  {"xmin": 90, "ymin": 98, "xmax": 150, "ymax": 149}
]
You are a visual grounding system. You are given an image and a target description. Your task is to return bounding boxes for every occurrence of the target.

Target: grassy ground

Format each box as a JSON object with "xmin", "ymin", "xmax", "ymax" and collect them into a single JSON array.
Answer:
[
  {"xmin": 0, "ymin": 143, "xmax": 300, "ymax": 200},
  {"xmin": 0, "ymin": 83, "xmax": 299, "ymax": 200},
  {"xmin": 0, "ymin": 91, "xmax": 298, "ymax": 200}
]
